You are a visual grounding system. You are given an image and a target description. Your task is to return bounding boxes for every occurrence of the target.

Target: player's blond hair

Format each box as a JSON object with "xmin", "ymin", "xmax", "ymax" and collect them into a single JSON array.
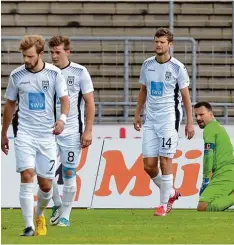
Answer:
[
  {"xmin": 19, "ymin": 35, "xmax": 45, "ymax": 54},
  {"xmin": 155, "ymin": 28, "xmax": 173, "ymax": 43},
  {"xmin": 48, "ymin": 36, "xmax": 70, "ymax": 50}
]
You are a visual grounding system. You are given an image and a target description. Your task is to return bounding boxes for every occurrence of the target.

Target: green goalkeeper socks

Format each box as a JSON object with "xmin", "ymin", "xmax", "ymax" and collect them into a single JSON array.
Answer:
[{"xmin": 207, "ymin": 193, "xmax": 234, "ymax": 211}]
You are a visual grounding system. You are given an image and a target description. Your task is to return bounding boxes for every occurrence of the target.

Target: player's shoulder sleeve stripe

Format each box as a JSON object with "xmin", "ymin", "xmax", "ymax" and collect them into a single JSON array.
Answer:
[
  {"xmin": 67, "ymin": 63, "xmax": 84, "ymax": 76},
  {"xmin": 168, "ymin": 60, "xmax": 180, "ymax": 76},
  {"xmin": 43, "ymin": 63, "xmax": 59, "ymax": 80},
  {"xmin": 11, "ymin": 65, "xmax": 28, "ymax": 85},
  {"xmin": 43, "ymin": 68, "xmax": 58, "ymax": 80},
  {"xmin": 143, "ymin": 56, "xmax": 155, "ymax": 69}
]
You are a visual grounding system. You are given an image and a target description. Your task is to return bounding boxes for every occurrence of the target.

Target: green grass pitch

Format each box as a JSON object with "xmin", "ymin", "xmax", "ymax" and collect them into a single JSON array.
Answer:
[{"xmin": 1, "ymin": 209, "xmax": 234, "ymax": 244}]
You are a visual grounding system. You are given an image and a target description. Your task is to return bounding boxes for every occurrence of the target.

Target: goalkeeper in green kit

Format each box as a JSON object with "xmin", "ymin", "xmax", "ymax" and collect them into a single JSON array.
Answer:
[{"xmin": 194, "ymin": 102, "xmax": 234, "ymax": 211}]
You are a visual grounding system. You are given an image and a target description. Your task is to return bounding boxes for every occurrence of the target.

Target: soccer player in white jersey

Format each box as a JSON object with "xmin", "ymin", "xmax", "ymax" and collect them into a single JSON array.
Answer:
[
  {"xmin": 47, "ymin": 36, "xmax": 95, "ymax": 227},
  {"xmin": 1, "ymin": 35, "xmax": 70, "ymax": 236},
  {"xmin": 134, "ymin": 28, "xmax": 195, "ymax": 216}
]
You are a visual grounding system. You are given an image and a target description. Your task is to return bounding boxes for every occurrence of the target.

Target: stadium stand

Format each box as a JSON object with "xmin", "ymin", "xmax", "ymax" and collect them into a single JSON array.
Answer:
[{"xmin": 1, "ymin": 1, "xmax": 234, "ymax": 122}]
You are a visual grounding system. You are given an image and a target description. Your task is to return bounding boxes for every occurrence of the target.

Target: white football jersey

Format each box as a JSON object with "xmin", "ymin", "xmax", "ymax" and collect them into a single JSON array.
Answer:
[
  {"xmin": 139, "ymin": 56, "xmax": 190, "ymax": 127},
  {"xmin": 56, "ymin": 62, "xmax": 94, "ymax": 137},
  {"xmin": 5, "ymin": 62, "xmax": 68, "ymax": 139}
]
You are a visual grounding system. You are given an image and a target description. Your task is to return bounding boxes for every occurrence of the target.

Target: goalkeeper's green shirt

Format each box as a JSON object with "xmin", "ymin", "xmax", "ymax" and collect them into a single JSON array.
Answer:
[{"xmin": 203, "ymin": 119, "xmax": 234, "ymax": 178}]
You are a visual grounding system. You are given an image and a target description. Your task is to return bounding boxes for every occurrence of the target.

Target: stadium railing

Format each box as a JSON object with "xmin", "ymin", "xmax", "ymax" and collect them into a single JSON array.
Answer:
[{"xmin": 2, "ymin": 36, "xmax": 233, "ymax": 124}]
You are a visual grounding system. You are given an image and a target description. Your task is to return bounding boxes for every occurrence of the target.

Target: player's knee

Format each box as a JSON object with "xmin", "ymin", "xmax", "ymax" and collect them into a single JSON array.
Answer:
[
  {"xmin": 197, "ymin": 202, "xmax": 208, "ymax": 211},
  {"xmin": 62, "ymin": 166, "xmax": 76, "ymax": 179},
  {"xmin": 143, "ymin": 164, "xmax": 156, "ymax": 176},
  {"xmin": 39, "ymin": 183, "xmax": 52, "ymax": 193},
  {"xmin": 159, "ymin": 156, "xmax": 172, "ymax": 173},
  {"xmin": 197, "ymin": 206, "xmax": 206, "ymax": 211},
  {"xmin": 37, "ymin": 176, "xmax": 52, "ymax": 192},
  {"xmin": 21, "ymin": 169, "xmax": 34, "ymax": 183}
]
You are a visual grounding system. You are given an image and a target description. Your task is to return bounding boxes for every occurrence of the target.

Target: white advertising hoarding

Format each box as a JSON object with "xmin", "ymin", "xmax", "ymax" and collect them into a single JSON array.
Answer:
[
  {"xmin": 91, "ymin": 138, "xmax": 203, "ymax": 208},
  {"xmin": 1, "ymin": 125, "xmax": 234, "ymax": 209},
  {"xmin": 1, "ymin": 140, "xmax": 103, "ymax": 208}
]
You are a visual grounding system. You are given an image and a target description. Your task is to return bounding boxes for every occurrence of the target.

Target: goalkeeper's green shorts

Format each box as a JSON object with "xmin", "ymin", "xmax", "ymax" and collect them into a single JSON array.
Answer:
[{"xmin": 199, "ymin": 165, "xmax": 234, "ymax": 203}]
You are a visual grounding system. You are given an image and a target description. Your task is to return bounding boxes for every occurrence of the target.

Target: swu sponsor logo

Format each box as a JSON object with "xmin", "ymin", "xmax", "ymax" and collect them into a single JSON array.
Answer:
[
  {"xmin": 151, "ymin": 90, "xmax": 163, "ymax": 96},
  {"xmin": 29, "ymin": 103, "xmax": 45, "ymax": 109},
  {"xmin": 28, "ymin": 92, "xmax": 45, "ymax": 110},
  {"xmin": 151, "ymin": 81, "xmax": 164, "ymax": 97}
]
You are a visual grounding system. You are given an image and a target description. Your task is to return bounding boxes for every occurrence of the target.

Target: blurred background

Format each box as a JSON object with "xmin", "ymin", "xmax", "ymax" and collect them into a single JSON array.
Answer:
[{"xmin": 1, "ymin": 0, "xmax": 234, "ymax": 124}]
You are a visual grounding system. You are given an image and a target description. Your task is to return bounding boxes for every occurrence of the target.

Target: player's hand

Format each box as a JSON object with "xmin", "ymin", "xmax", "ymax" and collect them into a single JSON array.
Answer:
[
  {"xmin": 81, "ymin": 130, "xmax": 92, "ymax": 148},
  {"xmin": 185, "ymin": 123, "xmax": 195, "ymax": 140},
  {"xmin": 53, "ymin": 120, "xmax": 65, "ymax": 135},
  {"xmin": 1, "ymin": 134, "xmax": 9, "ymax": 155},
  {"xmin": 134, "ymin": 116, "xmax": 142, "ymax": 131},
  {"xmin": 199, "ymin": 178, "xmax": 209, "ymax": 196}
]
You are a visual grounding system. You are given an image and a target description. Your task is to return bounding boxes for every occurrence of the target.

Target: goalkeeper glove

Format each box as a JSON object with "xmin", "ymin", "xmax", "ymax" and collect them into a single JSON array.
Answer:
[{"xmin": 199, "ymin": 178, "xmax": 209, "ymax": 196}]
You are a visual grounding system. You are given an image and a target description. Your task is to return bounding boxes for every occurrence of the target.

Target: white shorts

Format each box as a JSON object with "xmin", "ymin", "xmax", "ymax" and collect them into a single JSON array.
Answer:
[
  {"xmin": 14, "ymin": 136, "xmax": 57, "ymax": 179},
  {"xmin": 56, "ymin": 134, "xmax": 82, "ymax": 169},
  {"xmin": 142, "ymin": 122, "xmax": 179, "ymax": 159}
]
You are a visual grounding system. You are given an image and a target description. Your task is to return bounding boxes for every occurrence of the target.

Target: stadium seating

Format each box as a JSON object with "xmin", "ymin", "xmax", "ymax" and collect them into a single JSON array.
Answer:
[{"xmin": 1, "ymin": 1, "xmax": 233, "ymax": 121}]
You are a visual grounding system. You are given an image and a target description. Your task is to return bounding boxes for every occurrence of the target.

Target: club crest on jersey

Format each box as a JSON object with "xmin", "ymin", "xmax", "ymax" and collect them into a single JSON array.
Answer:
[
  {"xmin": 67, "ymin": 76, "xmax": 75, "ymax": 86},
  {"xmin": 42, "ymin": 81, "xmax": 49, "ymax": 91},
  {"xmin": 165, "ymin": 71, "xmax": 172, "ymax": 81}
]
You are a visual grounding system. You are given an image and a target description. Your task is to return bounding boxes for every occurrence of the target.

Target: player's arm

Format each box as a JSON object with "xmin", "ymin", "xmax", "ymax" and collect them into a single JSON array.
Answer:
[
  {"xmin": 199, "ymin": 128, "xmax": 215, "ymax": 195},
  {"xmin": 79, "ymin": 67, "xmax": 95, "ymax": 148},
  {"xmin": 81, "ymin": 92, "xmax": 95, "ymax": 148},
  {"xmin": 1, "ymin": 75, "xmax": 18, "ymax": 154},
  {"xmin": 178, "ymin": 66, "xmax": 194, "ymax": 139},
  {"xmin": 134, "ymin": 64, "xmax": 147, "ymax": 131},
  {"xmin": 59, "ymin": 95, "xmax": 70, "ymax": 118},
  {"xmin": 203, "ymin": 141, "xmax": 215, "ymax": 178},
  {"xmin": 181, "ymin": 87, "xmax": 194, "ymax": 139},
  {"xmin": 83, "ymin": 92, "xmax": 95, "ymax": 133},
  {"xmin": 1, "ymin": 100, "xmax": 17, "ymax": 155},
  {"xmin": 53, "ymin": 71, "xmax": 70, "ymax": 135}
]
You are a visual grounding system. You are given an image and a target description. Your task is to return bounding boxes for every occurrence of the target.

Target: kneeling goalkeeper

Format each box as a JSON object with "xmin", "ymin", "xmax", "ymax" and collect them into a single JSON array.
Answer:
[{"xmin": 194, "ymin": 101, "xmax": 234, "ymax": 211}]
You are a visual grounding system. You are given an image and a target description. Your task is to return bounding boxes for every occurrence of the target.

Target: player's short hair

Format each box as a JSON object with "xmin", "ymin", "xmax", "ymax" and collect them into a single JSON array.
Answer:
[
  {"xmin": 194, "ymin": 101, "xmax": 213, "ymax": 111},
  {"xmin": 19, "ymin": 35, "xmax": 45, "ymax": 54},
  {"xmin": 154, "ymin": 28, "xmax": 173, "ymax": 43},
  {"xmin": 48, "ymin": 36, "xmax": 70, "ymax": 50}
]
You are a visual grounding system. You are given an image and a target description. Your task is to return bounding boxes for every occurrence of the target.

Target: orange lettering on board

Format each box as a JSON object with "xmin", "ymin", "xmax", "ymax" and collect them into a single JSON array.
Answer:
[
  {"xmin": 95, "ymin": 149, "xmax": 202, "ymax": 197},
  {"xmin": 95, "ymin": 150, "xmax": 152, "ymax": 196},
  {"xmin": 177, "ymin": 164, "xmax": 200, "ymax": 196},
  {"xmin": 173, "ymin": 150, "xmax": 202, "ymax": 196}
]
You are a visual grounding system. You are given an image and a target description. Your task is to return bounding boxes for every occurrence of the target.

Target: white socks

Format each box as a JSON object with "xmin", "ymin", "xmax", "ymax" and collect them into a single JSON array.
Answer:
[
  {"xmin": 152, "ymin": 172, "xmax": 162, "ymax": 188},
  {"xmin": 19, "ymin": 183, "xmax": 35, "ymax": 229},
  {"xmin": 52, "ymin": 178, "xmax": 62, "ymax": 207},
  {"xmin": 61, "ymin": 176, "xmax": 77, "ymax": 220},
  {"xmin": 35, "ymin": 187, "xmax": 53, "ymax": 217},
  {"xmin": 160, "ymin": 174, "xmax": 174, "ymax": 209},
  {"xmin": 152, "ymin": 173, "xmax": 175, "ymax": 209}
]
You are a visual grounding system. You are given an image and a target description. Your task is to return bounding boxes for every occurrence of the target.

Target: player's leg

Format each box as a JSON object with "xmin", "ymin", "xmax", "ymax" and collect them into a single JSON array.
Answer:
[
  {"xmin": 157, "ymin": 125, "xmax": 180, "ymax": 215},
  {"xmin": 57, "ymin": 165, "xmax": 77, "ymax": 226},
  {"xmin": 57, "ymin": 144, "xmax": 80, "ymax": 227},
  {"xmin": 51, "ymin": 178, "xmax": 62, "ymax": 219},
  {"xmin": 199, "ymin": 169, "xmax": 234, "ymax": 211},
  {"xmin": 14, "ymin": 137, "xmax": 36, "ymax": 236},
  {"xmin": 52, "ymin": 146, "xmax": 62, "ymax": 207},
  {"xmin": 35, "ymin": 140, "xmax": 57, "ymax": 235},
  {"xmin": 206, "ymin": 192, "xmax": 234, "ymax": 211},
  {"xmin": 50, "ymin": 147, "xmax": 62, "ymax": 225},
  {"xmin": 142, "ymin": 125, "xmax": 161, "ymax": 186}
]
